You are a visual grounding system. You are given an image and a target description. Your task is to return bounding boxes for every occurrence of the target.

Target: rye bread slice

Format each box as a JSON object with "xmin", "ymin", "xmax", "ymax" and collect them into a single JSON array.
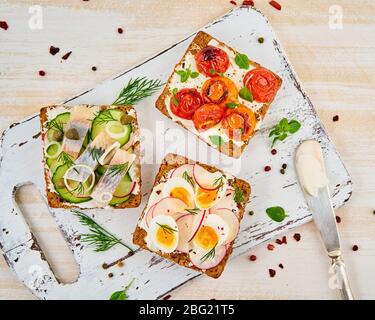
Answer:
[{"xmin": 133, "ymin": 153, "xmax": 251, "ymax": 278}]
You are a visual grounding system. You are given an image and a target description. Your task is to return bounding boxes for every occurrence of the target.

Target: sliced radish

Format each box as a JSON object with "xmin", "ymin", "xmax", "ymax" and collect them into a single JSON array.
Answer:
[
  {"xmin": 189, "ymin": 244, "xmax": 227, "ymax": 270},
  {"xmin": 210, "ymin": 208, "xmax": 239, "ymax": 244},
  {"xmin": 193, "ymin": 164, "xmax": 227, "ymax": 191},
  {"xmin": 170, "ymin": 164, "xmax": 194, "ymax": 179},
  {"xmin": 210, "ymin": 189, "xmax": 236, "ymax": 211},
  {"xmin": 175, "ymin": 213, "xmax": 194, "ymax": 253},
  {"xmin": 145, "ymin": 197, "xmax": 186, "ymax": 228},
  {"xmin": 188, "ymin": 210, "xmax": 207, "ymax": 242}
]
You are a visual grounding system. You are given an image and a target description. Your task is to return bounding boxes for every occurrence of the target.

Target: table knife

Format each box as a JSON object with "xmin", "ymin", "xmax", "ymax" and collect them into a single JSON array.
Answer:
[{"xmin": 295, "ymin": 140, "xmax": 354, "ymax": 300}]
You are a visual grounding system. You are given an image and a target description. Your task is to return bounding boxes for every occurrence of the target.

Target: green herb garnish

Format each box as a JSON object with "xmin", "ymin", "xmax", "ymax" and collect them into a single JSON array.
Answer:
[
  {"xmin": 89, "ymin": 146, "xmax": 104, "ymax": 162},
  {"xmin": 266, "ymin": 206, "xmax": 287, "ymax": 222},
  {"xmin": 182, "ymin": 170, "xmax": 195, "ymax": 188},
  {"xmin": 226, "ymin": 102, "xmax": 239, "ymax": 109},
  {"xmin": 156, "ymin": 223, "xmax": 178, "ymax": 235},
  {"xmin": 239, "ymin": 87, "xmax": 253, "ymax": 102},
  {"xmin": 57, "ymin": 151, "xmax": 74, "ymax": 167},
  {"xmin": 47, "ymin": 118, "xmax": 65, "ymax": 135},
  {"xmin": 233, "ymin": 185, "xmax": 245, "ymax": 204},
  {"xmin": 209, "ymin": 135, "xmax": 224, "ymax": 147},
  {"xmin": 107, "ymin": 162, "xmax": 130, "ymax": 178},
  {"xmin": 113, "ymin": 77, "xmax": 164, "ymax": 106},
  {"xmin": 93, "ymin": 109, "xmax": 118, "ymax": 126},
  {"xmin": 269, "ymin": 118, "xmax": 301, "ymax": 147},
  {"xmin": 171, "ymin": 88, "xmax": 179, "ymax": 106},
  {"xmin": 176, "ymin": 65, "xmax": 199, "ymax": 83},
  {"xmin": 200, "ymin": 243, "xmax": 217, "ymax": 263},
  {"xmin": 110, "ymin": 278, "xmax": 135, "ymax": 300},
  {"xmin": 209, "ymin": 69, "xmax": 224, "ymax": 77},
  {"xmin": 235, "ymin": 53, "xmax": 250, "ymax": 70},
  {"xmin": 185, "ymin": 208, "xmax": 200, "ymax": 215},
  {"xmin": 213, "ymin": 176, "xmax": 225, "ymax": 190},
  {"xmin": 73, "ymin": 210, "xmax": 134, "ymax": 252}
]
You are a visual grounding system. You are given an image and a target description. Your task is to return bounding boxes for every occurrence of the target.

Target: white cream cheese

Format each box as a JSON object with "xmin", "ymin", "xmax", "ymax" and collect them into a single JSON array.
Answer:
[{"xmin": 295, "ymin": 140, "xmax": 328, "ymax": 197}]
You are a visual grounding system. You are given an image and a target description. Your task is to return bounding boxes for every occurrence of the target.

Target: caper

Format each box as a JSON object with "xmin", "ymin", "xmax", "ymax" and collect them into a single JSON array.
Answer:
[
  {"xmin": 65, "ymin": 128, "xmax": 80, "ymax": 140},
  {"xmin": 52, "ymin": 130, "xmax": 63, "ymax": 142},
  {"xmin": 120, "ymin": 114, "xmax": 134, "ymax": 125}
]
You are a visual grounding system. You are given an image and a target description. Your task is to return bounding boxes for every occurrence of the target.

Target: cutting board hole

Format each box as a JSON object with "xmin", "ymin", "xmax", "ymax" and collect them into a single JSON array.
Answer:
[{"xmin": 15, "ymin": 184, "xmax": 79, "ymax": 284}]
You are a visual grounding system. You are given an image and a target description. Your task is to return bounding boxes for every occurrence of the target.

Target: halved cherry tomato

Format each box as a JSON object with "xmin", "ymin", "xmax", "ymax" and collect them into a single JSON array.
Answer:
[
  {"xmin": 222, "ymin": 105, "xmax": 256, "ymax": 141},
  {"xmin": 170, "ymin": 88, "xmax": 203, "ymax": 120},
  {"xmin": 243, "ymin": 68, "xmax": 280, "ymax": 103},
  {"xmin": 201, "ymin": 77, "xmax": 238, "ymax": 105},
  {"xmin": 195, "ymin": 46, "xmax": 230, "ymax": 77},
  {"xmin": 193, "ymin": 103, "xmax": 226, "ymax": 132}
]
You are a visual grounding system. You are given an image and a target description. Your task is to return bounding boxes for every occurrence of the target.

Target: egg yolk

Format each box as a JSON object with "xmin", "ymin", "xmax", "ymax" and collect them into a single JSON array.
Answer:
[
  {"xmin": 170, "ymin": 187, "xmax": 192, "ymax": 207},
  {"xmin": 156, "ymin": 226, "xmax": 175, "ymax": 249},
  {"xmin": 194, "ymin": 226, "xmax": 219, "ymax": 250},
  {"xmin": 195, "ymin": 187, "xmax": 218, "ymax": 208}
]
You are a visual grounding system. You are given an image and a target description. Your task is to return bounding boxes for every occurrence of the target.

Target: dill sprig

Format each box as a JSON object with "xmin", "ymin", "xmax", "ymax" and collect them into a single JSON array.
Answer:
[
  {"xmin": 94, "ymin": 110, "xmax": 118, "ymax": 126},
  {"xmin": 156, "ymin": 223, "xmax": 178, "ymax": 235},
  {"xmin": 185, "ymin": 208, "xmax": 200, "ymax": 215},
  {"xmin": 200, "ymin": 243, "xmax": 217, "ymax": 263},
  {"xmin": 233, "ymin": 185, "xmax": 245, "ymax": 204},
  {"xmin": 182, "ymin": 171, "xmax": 195, "ymax": 188},
  {"xmin": 57, "ymin": 151, "xmax": 74, "ymax": 166},
  {"xmin": 89, "ymin": 146, "xmax": 104, "ymax": 162},
  {"xmin": 71, "ymin": 181, "xmax": 86, "ymax": 196},
  {"xmin": 113, "ymin": 77, "xmax": 164, "ymax": 106},
  {"xmin": 213, "ymin": 176, "xmax": 225, "ymax": 190},
  {"xmin": 107, "ymin": 162, "xmax": 130, "ymax": 178},
  {"xmin": 72, "ymin": 210, "xmax": 134, "ymax": 253},
  {"xmin": 47, "ymin": 118, "xmax": 64, "ymax": 134}
]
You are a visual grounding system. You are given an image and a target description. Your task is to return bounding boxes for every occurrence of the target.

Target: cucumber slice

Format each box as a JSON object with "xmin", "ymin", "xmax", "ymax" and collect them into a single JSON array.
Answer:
[
  {"xmin": 90, "ymin": 109, "xmax": 132, "ymax": 147},
  {"xmin": 52, "ymin": 164, "xmax": 91, "ymax": 204},
  {"xmin": 47, "ymin": 112, "xmax": 70, "ymax": 142},
  {"xmin": 109, "ymin": 172, "xmax": 132, "ymax": 206},
  {"xmin": 46, "ymin": 142, "xmax": 61, "ymax": 158},
  {"xmin": 96, "ymin": 165, "xmax": 108, "ymax": 175}
]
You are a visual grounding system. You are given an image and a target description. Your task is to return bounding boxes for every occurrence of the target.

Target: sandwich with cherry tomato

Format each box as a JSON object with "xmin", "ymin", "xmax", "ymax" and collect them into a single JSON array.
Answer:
[{"xmin": 156, "ymin": 31, "xmax": 282, "ymax": 158}]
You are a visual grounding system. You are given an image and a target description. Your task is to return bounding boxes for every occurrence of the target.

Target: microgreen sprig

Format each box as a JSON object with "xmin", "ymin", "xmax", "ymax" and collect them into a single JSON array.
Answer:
[
  {"xmin": 176, "ymin": 65, "xmax": 199, "ymax": 83},
  {"xmin": 200, "ymin": 243, "xmax": 217, "ymax": 263},
  {"xmin": 182, "ymin": 170, "xmax": 195, "ymax": 188}
]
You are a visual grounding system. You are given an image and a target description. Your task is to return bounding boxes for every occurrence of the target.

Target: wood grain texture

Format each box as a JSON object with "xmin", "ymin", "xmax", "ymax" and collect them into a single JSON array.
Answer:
[{"xmin": 0, "ymin": 0, "xmax": 374, "ymax": 300}]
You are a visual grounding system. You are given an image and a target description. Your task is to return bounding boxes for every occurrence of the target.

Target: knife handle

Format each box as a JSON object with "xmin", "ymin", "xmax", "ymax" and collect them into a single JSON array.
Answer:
[{"xmin": 331, "ymin": 256, "xmax": 354, "ymax": 300}]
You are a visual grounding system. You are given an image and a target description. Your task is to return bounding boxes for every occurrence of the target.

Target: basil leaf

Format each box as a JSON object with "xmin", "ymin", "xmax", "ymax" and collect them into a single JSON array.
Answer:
[
  {"xmin": 110, "ymin": 290, "xmax": 128, "ymax": 300},
  {"xmin": 268, "ymin": 128, "xmax": 279, "ymax": 137},
  {"xmin": 278, "ymin": 132, "xmax": 288, "ymax": 141},
  {"xmin": 209, "ymin": 135, "xmax": 224, "ymax": 147},
  {"xmin": 239, "ymin": 87, "xmax": 253, "ymax": 102},
  {"xmin": 235, "ymin": 53, "xmax": 250, "ymax": 70},
  {"xmin": 190, "ymin": 71, "xmax": 199, "ymax": 79},
  {"xmin": 209, "ymin": 69, "xmax": 216, "ymax": 75},
  {"xmin": 288, "ymin": 120, "xmax": 301, "ymax": 133},
  {"xmin": 279, "ymin": 118, "xmax": 289, "ymax": 131},
  {"xmin": 171, "ymin": 88, "xmax": 179, "ymax": 106},
  {"xmin": 233, "ymin": 185, "xmax": 245, "ymax": 204},
  {"xmin": 266, "ymin": 206, "xmax": 287, "ymax": 222},
  {"xmin": 226, "ymin": 102, "xmax": 239, "ymax": 109}
]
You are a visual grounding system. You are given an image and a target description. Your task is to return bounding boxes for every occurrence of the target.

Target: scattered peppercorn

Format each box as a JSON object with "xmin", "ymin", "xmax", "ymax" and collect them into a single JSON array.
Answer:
[
  {"xmin": 242, "ymin": 0, "xmax": 254, "ymax": 6},
  {"xmin": 92, "ymin": 66, "xmax": 97, "ymax": 71},
  {"xmin": 230, "ymin": 0, "xmax": 237, "ymax": 5},
  {"xmin": 269, "ymin": 269, "xmax": 276, "ymax": 278},
  {"xmin": 282, "ymin": 163, "xmax": 287, "ymax": 169},
  {"xmin": 373, "ymin": 210, "xmax": 375, "ymax": 215},
  {"xmin": 61, "ymin": 51, "xmax": 72, "ymax": 60},
  {"xmin": 335, "ymin": 216, "xmax": 341, "ymax": 223},
  {"xmin": 293, "ymin": 233, "xmax": 301, "ymax": 242},
  {"xmin": 275, "ymin": 239, "xmax": 283, "ymax": 245},
  {"xmin": 128, "ymin": 250, "xmax": 134, "ymax": 256},
  {"xmin": 269, "ymin": 0, "xmax": 282, "ymax": 11},
  {"xmin": 264, "ymin": 165, "xmax": 271, "ymax": 172},
  {"xmin": 102, "ymin": 263, "xmax": 108, "ymax": 269},
  {"xmin": 271, "ymin": 148, "xmax": 277, "ymax": 155},
  {"xmin": 333, "ymin": 115, "xmax": 339, "ymax": 122},
  {"xmin": 278, "ymin": 263, "xmax": 284, "ymax": 269},
  {"xmin": 352, "ymin": 245, "xmax": 358, "ymax": 252},
  {"xmin": 258, "ymin": 37, "xmax": 264, "ymax": 44},
  {"xmin": 249, "ymin": 255, "xmax": 257, "ymax": 261},
  {"xmin": 248, "ymin": 210, "xmax": 254, "ymax": 216},
  {"xmin": 163, "ymin": 294, "xmax": 172, "ymax": 300},
  {"xmin": 49, "ymin": 46, "xmax": 60, "ymax": 55},
  {"xmin": 0, "ymin": 21, "xmax": 8, "ymax": 30},
  {"xmin": 280, "ymin": 169, "xmax": 285, "ymax": 174},
  {"xmin": 38, "ymin": 70, "xmax": 46, "ymax": 77},
  {"xmin": 267, "ymin": 243, "xmax": 275, "ymax": 251},
  {"xmin": 108, "ymin": 272, "xmax": 114, "ymax": 278},
  {"xmin": 117, "ymin": 261, "xmax": 124, "ymax": 267},
  {"xmin": 117, "ymin": 27, "xmax": 124, "ymax": 34},
  {"xmin": 282, "ymin": 236, "xmax": 287, "ymax": 244}
]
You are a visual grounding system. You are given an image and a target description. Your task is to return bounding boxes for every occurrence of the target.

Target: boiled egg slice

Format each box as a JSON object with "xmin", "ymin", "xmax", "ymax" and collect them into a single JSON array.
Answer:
[
  {"xmin": 162, "ymin": 177, "xmax": 195, "ymax": 209},
  {"xmin": 149, "ymin": 215, "xmax": 179, "ymax": 253},
  {"xmin": 192, "ymin": 213, "xmax": 229, "ymax": 250}
]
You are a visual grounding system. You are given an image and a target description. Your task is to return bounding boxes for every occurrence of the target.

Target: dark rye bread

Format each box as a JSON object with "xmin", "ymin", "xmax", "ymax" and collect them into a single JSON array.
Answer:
[
  {"xmin": 132, "ymin": 153, "xmax": 251, "ymax": 278},
  {"xmin": 155, "ymin": 31, "xmax": 282, "ymax": 158},
  {"xmin": 40, "ymin": 104, "xmax": 142, "ymax": 209}
]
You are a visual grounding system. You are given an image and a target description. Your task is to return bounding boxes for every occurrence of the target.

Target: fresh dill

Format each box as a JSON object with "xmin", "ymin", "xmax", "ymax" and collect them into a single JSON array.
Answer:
[
  {"xmin": 71, "ymin": 181, "xmax": 87, "ymax": 196},
  {"xmin": 47, "ymin": 118, "xmax": 64, "ymax": 134},
  {"xmin": 89, "ymin": 146, "xmax": 104, "ymax": 162},
  {"xmin": 93, "ymin": 110, "xmax": 118, "ymax": 126},
  {"xmin": 72, "ymin": 210, "xmax": 134, "ymax": 253},
  {"xmin": 233, "ymin": 185, "xmax": 245, "ymax": 204},
  {"xmin": 113, "ymin": 77, "xmax": 164, "ymax": 106},
  {"xmin": 107, "ymin": 162, "xmax": 130, "ymax": 178},
  {"xmin": 182, "ymin": 171, "xmax": 195, "ymax": 188},
  {"xmin": 57, "ymin": 151, "xmax": 74, "ymax": 166},
  {"xmin": 200, "ymin": 243, "xmax": 217, "ymax": 262},
  {"xmin": 156, "ymin": 223, "xmax": 178, "ymax": 235},
  {"xmin": 185, "ymin": 208, "xmax": 200, "ymax": 215},
  {"xmin": 213, "ymin": 176, "xmax": 225, "ymax": 190}
]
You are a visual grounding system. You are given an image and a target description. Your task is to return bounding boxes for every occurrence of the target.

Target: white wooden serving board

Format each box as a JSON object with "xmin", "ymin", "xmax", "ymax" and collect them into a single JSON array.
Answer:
[{"xmin": 0, "ymin": 7, "xmax": 352, "ymax": 300}]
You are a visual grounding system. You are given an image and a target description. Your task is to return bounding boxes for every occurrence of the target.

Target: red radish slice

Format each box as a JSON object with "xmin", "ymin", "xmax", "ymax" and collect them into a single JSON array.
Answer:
[
  {"xmin": 189, "ymin": 245, "xmax": 227, "ymax": 270},
  {"xmin": 193, "ymin": 164, "xmax": 226, "ymax": 191},
  {"xmin": 167, "ymin": 168, "xmax": 176, "ymax": 178},
  {"xmin": 145, "ymin": 197, "xmax": 186, "ymax": 228},
  {"xmin": 210, "ymin": 208, "xmax": 239, "ymax": 244},
  {"xmin": 175, "ymin": 213, "xmax": 194, "ymax": 252},
  {"xmin": 170, "ymin": 164, "xmax": 194, "ymax": 179},
  {"xmin": 114, "ymin": 181, "xmax": 136, "ymax": 198},
  {"xmin": 188, "ymin": 210, "xmax": 207, "ymax": 242}
]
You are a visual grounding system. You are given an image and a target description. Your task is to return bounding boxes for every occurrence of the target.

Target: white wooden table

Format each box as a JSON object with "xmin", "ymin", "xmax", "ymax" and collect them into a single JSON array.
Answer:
[{"xmin": 0, "ymin": 0, "xmax": 374, "ymax": 300}]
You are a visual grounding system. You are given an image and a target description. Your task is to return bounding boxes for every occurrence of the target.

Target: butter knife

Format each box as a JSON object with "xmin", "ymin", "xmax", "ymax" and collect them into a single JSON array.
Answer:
[{"xmin": 295, "ymin": 140, "xmax": 354, "ymax": 300}]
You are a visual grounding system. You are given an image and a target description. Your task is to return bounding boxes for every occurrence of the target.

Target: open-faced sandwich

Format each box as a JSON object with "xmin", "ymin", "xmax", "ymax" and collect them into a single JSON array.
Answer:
[
  {"xmin": 156, "ymin": 31, "xmax": 282, "ymax": 158},
  {"xmin": 133, "ymin": 154, "xmax": 250, "ymax": 278},
  {"xmin": 40, "ymin": 104, "xmax": 141, "ymax": 209}
]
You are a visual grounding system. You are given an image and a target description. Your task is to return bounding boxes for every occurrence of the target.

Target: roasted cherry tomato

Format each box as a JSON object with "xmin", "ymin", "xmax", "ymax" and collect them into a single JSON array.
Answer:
[
  {"xmin": 193, "ymin": 103, "xmax": 226, "ymax": 132},
  {"xmin": 170, "ymin": 88, "xmax": 203, "ymax": 120},
  {"xmin": 243, "ymin": 67, "xmax": 280, "ymax": 103},
  {"xmin": 222, "ymin": 105, "xmax": 256, "ymax": 141},
  {"xmin": 195, "ymin": 46, "xmax": 230, "ymax": 77},
  {"xmin": 201, "ymin": 77, "xmax": 238, "ymax": 105}
]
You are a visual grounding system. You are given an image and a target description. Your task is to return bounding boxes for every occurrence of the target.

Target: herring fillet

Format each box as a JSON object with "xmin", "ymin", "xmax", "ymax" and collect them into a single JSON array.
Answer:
[
  {"xmin": 91, "ymin": 149, "xmax": 136, "ymax": 206},
  {"xmin": 62, "ymin": 105, "xmax": 95, "ymax": 159}
]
